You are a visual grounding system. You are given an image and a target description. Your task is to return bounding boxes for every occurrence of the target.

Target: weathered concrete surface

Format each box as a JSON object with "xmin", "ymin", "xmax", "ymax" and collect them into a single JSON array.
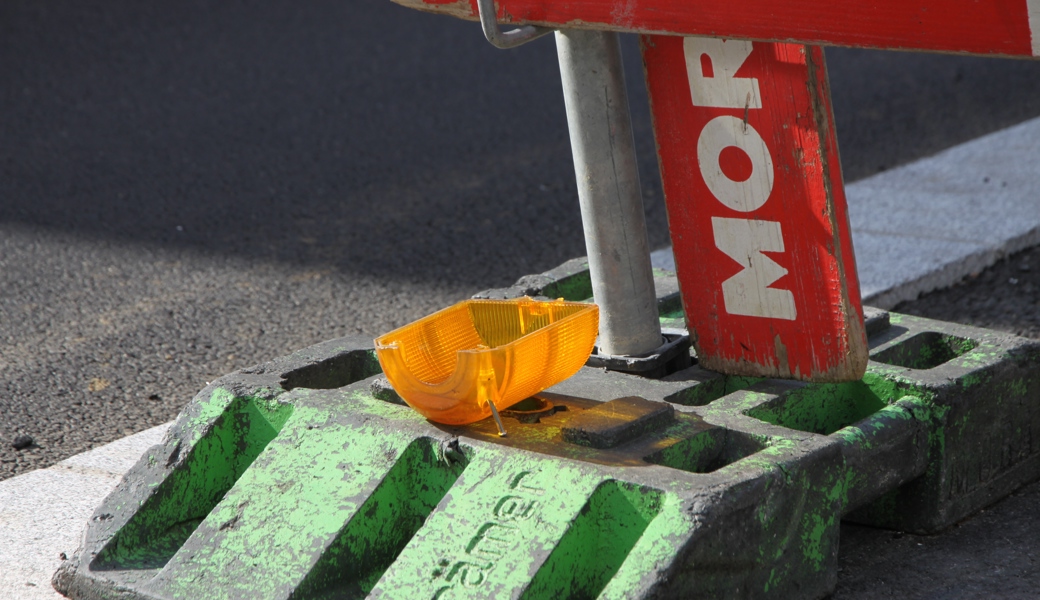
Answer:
[
  {"xmin": 561, "ymin": 396, "xmax": 675, "ymax": 449},
  {"xmin": 53, "ymin": 351, "xmax": 847, "ymax": 599},
  {"xmin": 9, "ymin": 416, "xmax": 1036, "ymax": 599},
  {"xmin": 507, "ymin": 260, "xmax": 1040, "ymax": 536},
  {"xmin": 846, "ymin": 316, "xmax": 1040, "ymax": 533}
]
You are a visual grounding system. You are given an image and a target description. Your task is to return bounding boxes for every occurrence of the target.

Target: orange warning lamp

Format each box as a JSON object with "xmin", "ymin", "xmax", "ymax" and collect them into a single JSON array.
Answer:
[{"xmin": 375, "ymin": 297, "xmax": 599, "ymax": 426}]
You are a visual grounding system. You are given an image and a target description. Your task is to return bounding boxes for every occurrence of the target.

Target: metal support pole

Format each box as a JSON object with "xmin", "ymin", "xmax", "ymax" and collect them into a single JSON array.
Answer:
[{"xmin": 555, "ymin": 30, "xmax": 662, "ymax": 357}]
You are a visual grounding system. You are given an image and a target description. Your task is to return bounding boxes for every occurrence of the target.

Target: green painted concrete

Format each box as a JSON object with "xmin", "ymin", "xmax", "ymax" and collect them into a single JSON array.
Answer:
[
  {"xmin": 542, "ymin": 271, "xmax": 592, "ymax": 302},
  {"xmin": 665, "ymin": 375, "xmax": 761, "ymax": 407},
  {"xmin": 745, "ymin": 373, "xmax": 922, "ymax": 436},
  {"xmin": 152, "ymin": 409, "xmax": 465, "ymax": 600},
  {"xmin": 645, "ymin": 428, "xmax": 766, "ymax": 474},
  {"xmin": 93, "ymin": 389, "xmax": 292, "ymax": 572},
  {"xmin": 522, "ymin": 480, "xmax": 663, "ymax": 600},
  {"xmin": 873, "ymin": 332, "xmax": 978, "ymax": 370},
  {"xmin": 369, "ymin": 451, "xmax": 651, "ymax": 598},
  {"xmin": 56, "ymin": 293, "xmax": 1040, "ymax": 600}
]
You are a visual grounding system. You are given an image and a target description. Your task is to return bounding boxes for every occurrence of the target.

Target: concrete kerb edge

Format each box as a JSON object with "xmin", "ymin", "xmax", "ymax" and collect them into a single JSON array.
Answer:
[{"xmin": 863, "ymin": 224, "xmax": 1040, "ymax": 309}]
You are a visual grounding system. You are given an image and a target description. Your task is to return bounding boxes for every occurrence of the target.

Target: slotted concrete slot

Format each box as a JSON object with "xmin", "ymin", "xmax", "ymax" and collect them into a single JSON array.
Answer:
[
  {"xmin": 521, "ymin": 480, "xmax": 664, "ymax": 600},
  {"xmin": 871, "ymin": 331, "xmax": 979, "ymax": 370},
  {"xmin": 91, "ymin": 395, "xmax": 293, "ymax": 577},
  {"xmin": 662, "ymin": 371, "xmax": 762, "ymax": 407},
  {"xmin": 288, "ymin": 437, "xmax": 470, "ymax": 599},
  {"xmin": 745, "ymin": 375, "xmax": 925, "ymax": 436},
  {"xmin": 644, "ymin": 428, "xmax": 767, "ymax": 474}
]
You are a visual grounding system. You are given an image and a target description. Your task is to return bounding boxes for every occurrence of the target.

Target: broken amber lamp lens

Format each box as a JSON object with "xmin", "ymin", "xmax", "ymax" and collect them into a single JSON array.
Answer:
[{"xmin": 374, "ymin": 297, "xmax": 599, "ymax": 425}]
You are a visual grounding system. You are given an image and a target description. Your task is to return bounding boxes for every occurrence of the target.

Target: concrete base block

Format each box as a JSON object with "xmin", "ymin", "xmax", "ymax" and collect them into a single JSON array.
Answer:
[{"xmin": 53, "ymin": 262, "xmax": 1040, "ymax": 600}]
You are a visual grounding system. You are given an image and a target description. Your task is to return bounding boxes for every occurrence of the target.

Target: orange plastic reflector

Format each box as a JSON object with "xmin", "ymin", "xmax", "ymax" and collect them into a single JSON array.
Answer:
[{"xmin": 374, "ymin": 297, "xmax": 599, "ymax": 425}]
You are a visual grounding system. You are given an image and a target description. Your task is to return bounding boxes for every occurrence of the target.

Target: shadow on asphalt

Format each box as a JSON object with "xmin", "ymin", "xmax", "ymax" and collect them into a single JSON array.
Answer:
[{"xmin": 4, "ymin": 0, "xmax": 1040, "ymax": 290}]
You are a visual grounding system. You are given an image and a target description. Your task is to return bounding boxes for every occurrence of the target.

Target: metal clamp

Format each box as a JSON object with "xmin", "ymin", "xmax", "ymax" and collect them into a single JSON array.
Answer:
[{"xmin": 477, "ymin": 0, "xmax": 551, "ymax": 49}]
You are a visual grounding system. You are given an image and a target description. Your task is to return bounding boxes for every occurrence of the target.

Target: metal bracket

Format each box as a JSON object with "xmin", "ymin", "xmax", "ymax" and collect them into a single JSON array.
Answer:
[
  {"xmin": 477, "ymin": 0, "xmax": 551, "ymax": 49},
  {"xmin": 586, "ymin": 329, "xmax": 693, "ymax": 378}
]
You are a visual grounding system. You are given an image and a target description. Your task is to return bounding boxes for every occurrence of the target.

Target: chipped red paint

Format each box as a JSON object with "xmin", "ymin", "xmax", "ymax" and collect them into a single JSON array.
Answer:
[
  {"xmin": 642, "ymin": 37, "xmax": 867, "ymax": 381},
  {"xmin": 391, "ymin": 0, "xmax": 1039, "ymax": 58}
]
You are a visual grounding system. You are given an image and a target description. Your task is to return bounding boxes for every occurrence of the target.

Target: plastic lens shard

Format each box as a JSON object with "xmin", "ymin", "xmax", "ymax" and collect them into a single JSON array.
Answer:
[{"xmin": 374, "ymin": 297, "xmax": 599, "ymax": 425}]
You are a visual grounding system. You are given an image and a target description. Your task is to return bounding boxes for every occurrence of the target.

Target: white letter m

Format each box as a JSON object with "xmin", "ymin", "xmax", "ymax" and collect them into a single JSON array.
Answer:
[{"xmin": 711, "ymin": 217, "xmax": 797, "ymax": 320}]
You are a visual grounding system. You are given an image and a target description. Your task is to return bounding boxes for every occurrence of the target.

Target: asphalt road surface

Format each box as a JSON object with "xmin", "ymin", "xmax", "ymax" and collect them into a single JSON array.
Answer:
[{"xmin": 1, "ymin": 0, "xmax": 1039, "ymax": 596}]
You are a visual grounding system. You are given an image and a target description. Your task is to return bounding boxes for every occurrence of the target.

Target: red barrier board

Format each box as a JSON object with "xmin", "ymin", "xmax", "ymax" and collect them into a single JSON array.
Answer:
[
  {"xmin": 642, "ymin": 36, "xmax": 867, "ymax": 381},
  {"xmin": 394, "ymin": 0, "xmax": 1040, "ymax": 58}
]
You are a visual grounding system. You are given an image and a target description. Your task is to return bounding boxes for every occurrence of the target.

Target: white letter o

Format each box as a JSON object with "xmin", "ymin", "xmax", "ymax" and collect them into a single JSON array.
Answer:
[{"xmin": 697, "ymin": 115, "xmax": 774, "ymax": 213}]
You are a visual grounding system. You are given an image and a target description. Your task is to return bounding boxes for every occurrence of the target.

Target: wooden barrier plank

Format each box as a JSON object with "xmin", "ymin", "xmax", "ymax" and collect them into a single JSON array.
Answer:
[
  {"xmin": 642, "ymin": 36, "xmax": 867, "ymax": 381},
  {"xmin": 394, "ymin": 0, "xmax": 1040, "ymax": 58}
]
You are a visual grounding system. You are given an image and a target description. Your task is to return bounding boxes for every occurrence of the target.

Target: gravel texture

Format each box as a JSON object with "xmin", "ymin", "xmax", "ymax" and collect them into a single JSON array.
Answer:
[{"xmin": 834, "ymin": 481, "xmax": 1040, "ymax": 599}]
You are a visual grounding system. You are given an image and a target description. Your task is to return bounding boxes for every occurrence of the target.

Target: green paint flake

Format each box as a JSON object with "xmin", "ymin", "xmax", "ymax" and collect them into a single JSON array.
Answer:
[
  {"xmin": 953, "ymin": 344, "xmax": 1004, "ymax": 371},
  {"xmin": 799, "ymin": 511, "xmax": 832, "ymax": 569},
  {"xmin": 798, "ymin": 470, "xmax": 844, "ymax": 572},
  {"xmin": 764, "ymin": 568, "xmax": 779, "ymax": 593},
  {"xmin": 1006, "ymin": 378, "xmax": 1029, "ymax": 397},
  {"xmin": 959, "ymin": 372, "xmax": 988, "ymax": 389},
  {"xmin": 824, "ymin": 471, "xmax": 848, "ymax": 508},
  {"xmin": 834, "ymin": 425, "xmax": 872, "ymax": 450},
  {"xmin": 735, "ymin": 442, "xmax": 798, "ymax": 475}
]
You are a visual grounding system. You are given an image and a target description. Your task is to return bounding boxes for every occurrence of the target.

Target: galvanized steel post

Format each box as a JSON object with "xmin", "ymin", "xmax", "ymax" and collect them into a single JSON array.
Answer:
[{"xmin": 556, "ymin": 30, "xmax": 662, "ymax": 357}]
